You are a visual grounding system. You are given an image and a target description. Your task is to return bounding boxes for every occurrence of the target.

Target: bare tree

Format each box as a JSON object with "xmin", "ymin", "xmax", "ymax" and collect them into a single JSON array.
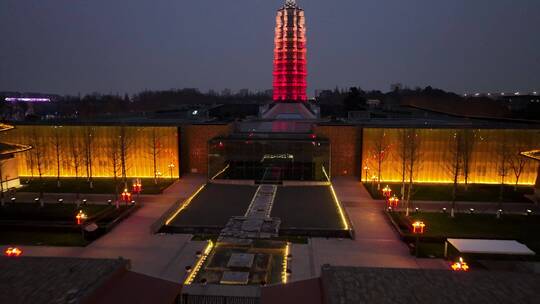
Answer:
[
  {"xmin": 25, "ymin": 147, "xmax": 35, "ymax": 180},
  {"xmin": 83, "ymin": 126, "xmax": 94, "ymax": 189},
  {"xmin": 69, "ymin": 129, "xmax": 84, "ymax": 204},
  {"xmin": 396, "ymin": 130, "xmax": 409, "ymax": 202},
  {"xmin": 110, "ymin": 135, "xmax": 121, "ymax": 202},
  {"xmin": 118, "ymin": 126, "xmax": 132, "ymax": 189},
  {"xmin": 30, "ymin": 128, "xmax": 45, "ymax": 200},
  {"xmin": 496, "ymin": 132, "xmax": 511, "ymax": 216},
  {"xmin": 508, "ymin": 131, "xmax": 532, "ymax": 190},
  {"xmin": 445, "ymin": 130, "xmax": 465, "ymax": 218},
  {"xmin": 370, "ymin": 129, "xmax": 388, "ymax": 190},
  {"xmin": 461, "ymin": 129, "xmax": 476, "ymax": 190},
  {"xmin": 405, "ymin": 129, "xmax": 422, "ymax": 216},
  {"xmin": 0, "ymin": 158, "xmax": 5, "ymax": 206},
  {"xmin": 149, "ymin": 128, "xmax": 162, "ymax": 185},
  {"xmin": 53, "ymin": 126, "xmax": 62, "ymax": 188}
]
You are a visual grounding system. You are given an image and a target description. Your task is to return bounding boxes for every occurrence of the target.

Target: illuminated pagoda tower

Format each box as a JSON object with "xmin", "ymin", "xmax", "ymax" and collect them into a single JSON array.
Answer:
[{"xmin": 273, "ymin": 0, "xmax": 307, "ymax": 102}]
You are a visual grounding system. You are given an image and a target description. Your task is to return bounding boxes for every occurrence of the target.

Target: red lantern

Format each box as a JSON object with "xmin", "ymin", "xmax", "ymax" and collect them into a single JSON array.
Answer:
[
  {"xmin": 412, "ymin": 221, "xmax": 426, "ymax": 234},
  {"xmin": 388, "ymin": 195, "xmax": 399, "ymax": 208},
  {"xmin": 382, "ymin": 185, "xmax": 392, "ymax": 199},
  {"xmin": 121, "ymin": 189, "xmax": 132, "ymax": 203},
  {"xmin": 451, "ymin": 257, "xmax": 470, "ymax": 271},
  {"xmin": 132, "ymin": 179, "xmax": 142, "ymax": 194},
  {"xmin": 76, "ymin": 210, "xmax": 88, "ymax": 225},
  {"xmin": 4, "ymin": 247, "xmax": 23, "ymax": 257}
]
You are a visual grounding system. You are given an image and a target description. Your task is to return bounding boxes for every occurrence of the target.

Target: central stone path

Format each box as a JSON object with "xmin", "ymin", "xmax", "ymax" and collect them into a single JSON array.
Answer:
[
  {"xmin": 245, "ymin": 185, "xmax": 277, "ymax": 218},
  {"xmin": 219, "ymin": 184, "xmax": 280, "ymax": 242}
]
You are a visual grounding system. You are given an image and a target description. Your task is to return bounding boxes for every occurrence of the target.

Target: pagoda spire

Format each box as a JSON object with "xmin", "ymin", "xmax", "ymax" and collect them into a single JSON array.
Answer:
[{"xmin": 285, "ymin": 0, "xmax": 297, "ymax": 8}]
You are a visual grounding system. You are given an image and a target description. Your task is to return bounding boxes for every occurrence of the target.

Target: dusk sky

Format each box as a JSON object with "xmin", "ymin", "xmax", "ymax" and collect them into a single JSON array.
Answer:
[{"xmin": 1, "ymin": 0, "xmax": 539, "ymax": 96}]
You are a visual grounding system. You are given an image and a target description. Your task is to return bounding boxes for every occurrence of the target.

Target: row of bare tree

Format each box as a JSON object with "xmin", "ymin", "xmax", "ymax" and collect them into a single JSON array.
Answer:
[
  {"xmin": 368, "ymin": 129, "xmax": 536, "ymax": 217},
  {"xmin": 24, "ymin": 126, "xmax": 166, "ymax": 200}
]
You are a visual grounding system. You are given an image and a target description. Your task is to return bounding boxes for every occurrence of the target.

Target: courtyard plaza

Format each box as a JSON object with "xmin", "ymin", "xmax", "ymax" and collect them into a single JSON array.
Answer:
[
  {"xmin": 5, "ymin": 175, "xmax": 448, "ymax": 285},
  {"xmin": 3, "ymin": 175, "xmax": 208, "ymax": 283},
  {"xmin": 288, "ymin": 177, "xmax": 447, "ymax": 281}
]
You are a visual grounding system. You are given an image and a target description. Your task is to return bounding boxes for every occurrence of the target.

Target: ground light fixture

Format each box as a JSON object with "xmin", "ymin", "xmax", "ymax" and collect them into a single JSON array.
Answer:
[
  {"xmin": 451, "ymin": 257, "xmax": 470, "ymax": 271},
  {"xmin": 165, "ymin": 184, "xmax": 207, "ymax": 226},
  {"xmin": 184, "ymin": 240, "xmax": 214, "ymax": 285},
  {"xmin": 4, "ymin": 247, "xmax": 23, "ymax": 257},
  {"xmin": 526, "ymin": 209, "xmax": 533, "ymax": 216},
  {"xmin": 282, "ymin": 242, "xmax": 291, "ymax": 284}
]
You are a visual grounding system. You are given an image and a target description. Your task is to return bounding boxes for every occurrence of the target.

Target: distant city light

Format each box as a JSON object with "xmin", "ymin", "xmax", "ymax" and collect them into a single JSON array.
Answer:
[
  {"xmin": 5, "ymin": 97, "xmax": 51, "ymax": 102},
  {"xmin": 514, "ymin": 92, "xmax": 520, "ymax": 95}
]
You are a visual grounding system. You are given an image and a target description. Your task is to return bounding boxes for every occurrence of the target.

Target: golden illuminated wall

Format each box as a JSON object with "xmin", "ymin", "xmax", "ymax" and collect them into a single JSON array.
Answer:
[
  {"xmin": 362, "ymin": 128, "xmax": 539, "ymax": 185},
  {"xmin": 0, "ymin": 125, "xmax": 179, "ymax": 178}
]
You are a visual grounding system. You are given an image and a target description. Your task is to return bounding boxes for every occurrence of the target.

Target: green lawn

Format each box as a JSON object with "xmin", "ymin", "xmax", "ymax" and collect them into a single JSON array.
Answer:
[
  {"xmin": 18, "ymin": 177, "xmax": 174, "ymax": 195},
  {"xmin": 390, "ymin": 212, "xmax": 540, "ymax": 257},
  {"xmin": 0, "ymin": 231, "xmax": 89, "ymax": 246},
  {"xmin": 0, "ymin": 203, "xmax": 113, "ymax": 221},
  {"xmin": 365, "ymin": 182, "xmax": 533, "ymax": 203},
  {"xmin": 0, "ymin": 203, "xmax": 133, "ymax": 247}
]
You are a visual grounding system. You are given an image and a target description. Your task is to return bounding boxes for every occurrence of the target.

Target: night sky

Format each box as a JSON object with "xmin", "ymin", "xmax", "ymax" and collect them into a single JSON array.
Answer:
[{"xmin": 1, "ymin": 0, "xmax": 539, "ymax": 96}]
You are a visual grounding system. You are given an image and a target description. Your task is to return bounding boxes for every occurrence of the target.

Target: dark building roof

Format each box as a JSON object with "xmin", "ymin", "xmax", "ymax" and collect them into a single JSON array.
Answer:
[
  {"xmin": 0, "ymin": 256, "xmax": 128, "ymax": 303},
  {"xmin": 261, "ymin": 266, "xmax": 540, "ymax": 304},
  {"xmin": 88, "ymin": 271, "xmax": 182, "ymax": 304},
  {"xmin": 0, "ymin": 256, "xmax": 181, "ymax": 304},
  {"xmin": 319, "ymin": 266, "xmax": 540, "ymax": 304},
  {"xmin": 261, "ymin": 278, "xmax": 323, "ymax": 304}
]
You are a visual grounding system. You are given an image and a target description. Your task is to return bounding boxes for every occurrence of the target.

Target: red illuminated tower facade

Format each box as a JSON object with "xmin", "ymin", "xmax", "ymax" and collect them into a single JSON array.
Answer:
[{"xmin": 273, "ymin": 0, "xmax": 307, "ymax": 102}]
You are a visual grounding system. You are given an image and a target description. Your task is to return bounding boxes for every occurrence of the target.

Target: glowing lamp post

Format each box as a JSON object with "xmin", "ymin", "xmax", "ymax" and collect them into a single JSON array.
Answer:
[
  {"xmin": 382, "ymin": 185, "xmax": 392, "ymax": 206},
  {"xmin": 412, "ymin": 221, "xmax": 426, "ymax": 257},
  {"xmin": 450, "ymin": 257, "xmax": 470, "ymax": 272},
  {"xmin": 4, "ymin": 247, "xmax": 23, "ymax": 257},
  {"xmin": 132, "ymin": 179, "xmax": 142, "ymax": 202},
  {"xmin": 168, "ymin": 163, "xmax": 175, "ymax": 180},
  {"xmin": 121, "ymin": 189, "xmax": 132, "ymax": 206},
  {"xmin": 363, "ymin": 165, "xmax": 369, "ymax": 182},
  {"xmin": 76, "ymin": 210, "xmax": 88, "ymax": 225}
]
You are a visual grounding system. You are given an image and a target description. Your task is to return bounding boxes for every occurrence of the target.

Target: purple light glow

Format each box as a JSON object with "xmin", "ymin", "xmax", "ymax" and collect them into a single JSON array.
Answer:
[{"xmin": 5, "ymin": 97, "xmax": 51, "ymax": 102}]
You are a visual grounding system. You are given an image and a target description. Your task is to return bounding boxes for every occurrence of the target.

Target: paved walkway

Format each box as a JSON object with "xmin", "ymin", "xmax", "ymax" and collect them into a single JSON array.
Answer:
[
  {"xmin": 3, "ymin": 175, "xmax": 208, "ymax": 283},
  {"xmin": 289, "ymin": 177, "xmax": 446, "ymax": 282}
]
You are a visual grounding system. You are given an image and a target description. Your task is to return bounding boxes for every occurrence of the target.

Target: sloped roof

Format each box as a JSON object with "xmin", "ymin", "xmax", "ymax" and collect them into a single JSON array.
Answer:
[
  {"xmin": 0, "ymin": 142, "xmax": 32, "ymax": 155},
  {"xmin": 521, "ymin": 149, "xmax": 540, "ymax": 162},
  {"xmin": 0, "ymin": 123, "xmax": 14, "ymax": 132}
]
